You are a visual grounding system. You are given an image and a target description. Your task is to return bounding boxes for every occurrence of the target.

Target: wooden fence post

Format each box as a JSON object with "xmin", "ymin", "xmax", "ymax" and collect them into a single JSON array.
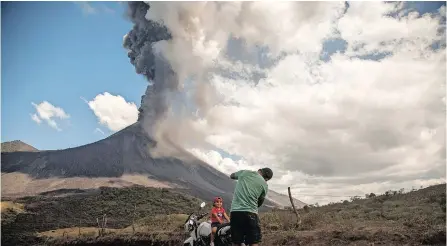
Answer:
[
  {"xmin": 132, "ymin": 204, "xmax": 137, "ymax": 234},
  {"xmin": 96, "ymin": 217, "xmax": 101, "ymax": 237},
  {"xmin": 288, "ymin": 187, "xmax": 302, "ymax": 227}
]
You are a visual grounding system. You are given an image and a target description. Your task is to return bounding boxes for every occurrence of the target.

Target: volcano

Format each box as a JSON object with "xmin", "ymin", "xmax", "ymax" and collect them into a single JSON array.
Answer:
[
  {"xmin": 1, "ymin": 122, "xmax": 305, "ymax": 209},
  {"xmin": 1, "ymin": 1, "xmax": 306, "ymax": 209}
]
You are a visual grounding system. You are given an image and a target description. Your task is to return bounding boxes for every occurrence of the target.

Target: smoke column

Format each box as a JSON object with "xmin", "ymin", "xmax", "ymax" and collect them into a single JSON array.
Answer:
[
  {"xmin": 123, "ymin": 2, "xmax": 174, "ymax": 124},
  {"xmin": 123, "ymin": 1, "xmax": 345, "ymax": 158}
]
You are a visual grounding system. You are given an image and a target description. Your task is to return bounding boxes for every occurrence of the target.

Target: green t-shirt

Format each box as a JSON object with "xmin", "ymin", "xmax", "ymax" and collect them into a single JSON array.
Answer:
[{"xmin": 230, "ymin": 170, "xmax": 268, "ymax": 214}]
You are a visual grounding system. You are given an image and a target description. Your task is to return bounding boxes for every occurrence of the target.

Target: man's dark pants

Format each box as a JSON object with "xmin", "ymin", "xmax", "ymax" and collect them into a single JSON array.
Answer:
[{"xmin": 230, "ymin": 211, "xmax": 262, "ymax": 244}]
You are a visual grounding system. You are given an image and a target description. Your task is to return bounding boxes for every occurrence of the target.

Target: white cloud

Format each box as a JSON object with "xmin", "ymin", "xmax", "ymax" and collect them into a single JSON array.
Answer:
[
  {"xmin": 30, "ymin": 114, "xmax": 41, "ymax": 124},
  {"xmin": 76, "ymin": 2, "xmax": 96, "ymax": 15},
  {"xmin": 338, "ymin": 2, "xmax": 443, "ymax": 56},
  {"xmin": 101, "ymin": 5, "xmax": 115, "ymax": 14},
  {"xmin": 80, "ymin": 96, "xmax": 89, "ymax": 104},
  {"xmin": 86, "ymin": 92, "xmax": 138, "ymax": 132},
  {"xmin": 31, "ymin": 101, "xmax": 70, "ymax": 131},
  {"xmin": 94, "ymin": 128, "xmax": 105, "ymax": 135},
  {"xmin": 75, "ymin": 2, "xmax": 115, "ymax": 15},
  {"xmin": 145, "ymin": 2, "xmax": 446, "ymax": 204}
]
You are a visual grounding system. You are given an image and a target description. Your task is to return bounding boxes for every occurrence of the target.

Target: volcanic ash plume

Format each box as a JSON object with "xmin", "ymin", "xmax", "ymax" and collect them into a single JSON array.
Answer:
[
  {"xmin": 123, "ymin": 2, "xmax": 173, "ymax": 122},
  {"xmin": 123, "ymin": 1, "xmax": 346, "ymax": 158},
  {"xmin": 123, "ymin": 2, "xmax": 209, "ymax": 158}
]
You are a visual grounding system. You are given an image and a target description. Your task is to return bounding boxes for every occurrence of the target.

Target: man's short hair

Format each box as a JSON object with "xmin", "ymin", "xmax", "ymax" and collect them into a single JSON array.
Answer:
[{"xmin": 259, "ymin": 168, "xmax": 273, "ymax": 181}]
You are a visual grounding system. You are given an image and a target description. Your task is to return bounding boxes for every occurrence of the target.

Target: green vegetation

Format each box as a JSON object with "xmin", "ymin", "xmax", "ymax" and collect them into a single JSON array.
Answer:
[
  {"xmin": 14, "ymin": 186, "xmax": 201, "ymax": 230},
  {"xmin": 1, "ymin": 201, "xmax": 25, "ymax": 224},
  {"xmin": 2, "ymin": 184, "xmax": 446, "ymax": 246},
  {"xmin": 1, "ymin": 186, "xmax": 202, "ymax": 245}
]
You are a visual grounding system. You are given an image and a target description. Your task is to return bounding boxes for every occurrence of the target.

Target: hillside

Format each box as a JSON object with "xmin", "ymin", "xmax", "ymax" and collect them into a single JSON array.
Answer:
[
  {"xmin": 2, "ymin": 184, "xmax": 445, "ymax": 246},
  {"xmin": 1, "ymin": 140, "xmax": 38, "ymax": 153},
  {"xmin": 0, "ymin": 186, "xmax": 203, "ymax": 245},
  {"xmin": 1, "ymin": 187, "xmax": 202, "ymax": 232},
  {"xmin": 1, "ymin": 122, "xmax": 304, "ymax": 209},
  {"xmin": 268, "ymin": 189, "xmax": 307, "ymax": 209}
]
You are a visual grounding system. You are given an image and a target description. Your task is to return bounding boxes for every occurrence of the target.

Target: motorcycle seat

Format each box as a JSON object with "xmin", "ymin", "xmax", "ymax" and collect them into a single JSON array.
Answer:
[{"xmin": 216, "ymin": 222, "xmax": 231, "ymax": 236}]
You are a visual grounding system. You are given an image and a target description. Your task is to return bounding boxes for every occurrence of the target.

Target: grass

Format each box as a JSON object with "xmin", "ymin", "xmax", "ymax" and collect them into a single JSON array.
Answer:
[
  {"xmin": 1, "ymin": 201, "xmax": 25, "ymax": 213},
  {"xmin": 9, "ymin": 186, "xmax": 202, "ymax": 231},
  {"xmin": 1, "ymin": 186, "xmax": 202, "ymax": 245},
  {"xmin": 2, "ymin": 184, "xmax": 446, "ymax": 245},
  {"xmin": 259, "ymin": 183, "xmax": 446, "ymax": 245},
  {"xmin": 37, "ymin": 213, "xmax": 198, "ymax": 246},
  {"xmin": 39, "ymin": 227, "xmax": 115, "ymax": 238},
  {"xmin": 1, "ymin": 201, "xmax": 25, "ymax": 226},
  {"xmin": 38, "ymin": 213, "xmax": 189, "ymax": 237}
]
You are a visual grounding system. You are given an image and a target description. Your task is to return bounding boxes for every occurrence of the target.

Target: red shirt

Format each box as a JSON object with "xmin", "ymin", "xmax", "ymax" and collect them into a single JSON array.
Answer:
[{"xmin": 210, "ymin": 207, "xmax": 225, "ymax": 223}]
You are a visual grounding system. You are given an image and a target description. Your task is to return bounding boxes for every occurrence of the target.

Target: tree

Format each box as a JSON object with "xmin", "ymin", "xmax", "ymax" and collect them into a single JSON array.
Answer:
[
  {"xmin": 350, "ymin": 196, "xmax": 361, "ymax": 201},
  {"xmin": 365, "ymin": 193, "xmax": 376, "ymax": 198},
  {"xmin": 303, "ymin": 205, "xmax": 309, "ymax": 213},
  {"xmin": 440, "ymin": 193, "xmax": 446, "ymax": 213}
]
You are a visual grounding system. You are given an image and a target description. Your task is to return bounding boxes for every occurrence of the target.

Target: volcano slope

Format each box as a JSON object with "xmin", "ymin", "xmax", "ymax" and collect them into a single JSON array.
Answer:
[{"xmin": 1, "ymin": 122, "xmax": 303, "ymax": 209}]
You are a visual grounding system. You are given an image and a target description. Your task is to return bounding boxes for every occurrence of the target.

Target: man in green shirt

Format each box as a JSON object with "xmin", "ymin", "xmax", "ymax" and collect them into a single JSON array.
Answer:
[{"xmin": 229, "ymin": 168, "xmax": 273, "ymax": 246}]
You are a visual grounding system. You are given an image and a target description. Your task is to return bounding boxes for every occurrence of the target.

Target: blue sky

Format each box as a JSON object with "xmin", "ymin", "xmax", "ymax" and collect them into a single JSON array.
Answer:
[
  {"xmin": 2, "ymin": 2, "xmax": 148, "ymax": 150},
  {"xmin": 1, "ymin": 1, "xmax": 445, "ymax": 152}
]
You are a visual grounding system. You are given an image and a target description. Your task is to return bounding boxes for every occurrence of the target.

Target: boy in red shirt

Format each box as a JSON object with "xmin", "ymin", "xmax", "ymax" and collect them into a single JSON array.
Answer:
[{"xmin": 210, "ymin": 197, "xmax": 230, "ymax": 246}]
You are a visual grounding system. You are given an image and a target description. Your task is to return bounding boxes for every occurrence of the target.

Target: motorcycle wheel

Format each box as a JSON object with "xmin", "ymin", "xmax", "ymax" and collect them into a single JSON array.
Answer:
[
  {"xmin": 194, "ymin": 240, "xmax": 204, "ymax": 246},
  {"xmin": 219, "ymin": 235, "xmax": 232, "ymax": 246}
]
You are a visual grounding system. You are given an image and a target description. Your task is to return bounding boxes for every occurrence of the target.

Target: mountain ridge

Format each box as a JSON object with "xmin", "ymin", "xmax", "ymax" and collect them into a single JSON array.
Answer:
[
  {"xmin": 1, "ymin": 122, "xmax": 305, "ymax": 209},
  {"xmin": 1, "ymin": 140, "xmax": 39, "ymax": 153}
]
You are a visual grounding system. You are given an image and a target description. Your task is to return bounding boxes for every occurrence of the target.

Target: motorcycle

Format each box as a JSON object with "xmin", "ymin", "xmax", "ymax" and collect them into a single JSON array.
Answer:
[{"xmin": 183, "ymin": 202, "xmax": 232, "ymax": 246}]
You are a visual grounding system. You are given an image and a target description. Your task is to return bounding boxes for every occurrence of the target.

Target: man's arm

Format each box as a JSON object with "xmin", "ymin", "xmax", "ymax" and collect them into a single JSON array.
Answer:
[
  {"xmin": 257, "ymin": 190, "xmax": 266, "ymax": 208},
  {"xmin": 257, "ymin": 196, "xmax": 265, "ymax": 208},
  {"xmin": 230, "ymin": 170, "xmax": 244, "ymax": 180}
]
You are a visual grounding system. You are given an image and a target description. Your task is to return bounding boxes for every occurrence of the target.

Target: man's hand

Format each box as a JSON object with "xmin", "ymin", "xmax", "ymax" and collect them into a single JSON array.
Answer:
[
  {"xmin": 257, "ymin": 196, "xmax": 265, "ymax": 208},
  {"xmin": 230, "ymin": 172, "xmax": 237, "ymax": 180}
]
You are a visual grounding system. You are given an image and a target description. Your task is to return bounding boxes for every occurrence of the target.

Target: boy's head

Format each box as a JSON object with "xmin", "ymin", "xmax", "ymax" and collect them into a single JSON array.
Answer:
[{"xmin": 213, "ymin": 197, "xmax": 223, "ymax": 208}]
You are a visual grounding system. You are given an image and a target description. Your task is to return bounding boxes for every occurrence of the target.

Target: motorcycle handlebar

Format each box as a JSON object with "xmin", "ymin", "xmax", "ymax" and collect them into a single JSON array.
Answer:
[{"xmin": 197, "ymin": 212, "xmax": 208, "ymax": 220}]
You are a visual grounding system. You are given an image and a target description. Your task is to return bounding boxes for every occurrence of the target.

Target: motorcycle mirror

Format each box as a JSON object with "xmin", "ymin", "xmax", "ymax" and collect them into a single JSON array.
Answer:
[{"xmin": 200, "ymin": 202, "xmax": 206, "ymax": 208}]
